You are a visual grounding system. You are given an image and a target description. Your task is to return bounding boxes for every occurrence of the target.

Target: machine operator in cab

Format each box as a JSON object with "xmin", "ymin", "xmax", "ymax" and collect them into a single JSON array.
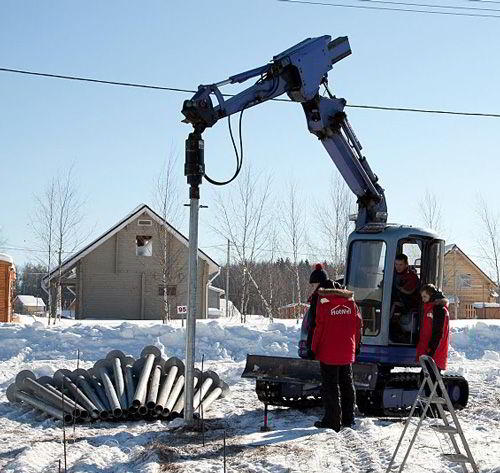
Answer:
[{"xmin": 390, "ymin": 253, "xmax": 420, "ymax": 342}]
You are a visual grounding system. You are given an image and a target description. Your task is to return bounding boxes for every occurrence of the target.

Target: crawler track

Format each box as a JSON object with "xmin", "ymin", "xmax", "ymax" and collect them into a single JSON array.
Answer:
[{"xmin": 255, "ymin": 373, "xmax": 469, "ymax": 417}]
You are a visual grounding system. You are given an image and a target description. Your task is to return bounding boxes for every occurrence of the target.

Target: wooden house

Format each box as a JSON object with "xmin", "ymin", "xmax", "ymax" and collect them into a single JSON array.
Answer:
[
  {"xmin": 277, "ymin": 302, "xmax": 310, "ymax": 319},
  {"xmin": 0, "ymin": 254, "xmax": 16, "ymax": 323},
  {"xmin": 41, "ymin": 204, "xmax": 221, "ymax": 320},
  {"xmin": 443, "ymin": 244, "xmax": 499, "ymax": 319}
]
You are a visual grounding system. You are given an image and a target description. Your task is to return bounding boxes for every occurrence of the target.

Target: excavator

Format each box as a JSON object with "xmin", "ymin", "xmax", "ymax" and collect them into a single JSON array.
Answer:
[{"xmin": 181, "ymin": 35, "xmax": 469, "ymax": 415}]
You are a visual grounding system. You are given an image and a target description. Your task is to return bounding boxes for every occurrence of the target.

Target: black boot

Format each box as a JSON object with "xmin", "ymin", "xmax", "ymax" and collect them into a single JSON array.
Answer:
[{"xmin": 314, "ymin": 420, "xmax": 340, "ymax": 432}]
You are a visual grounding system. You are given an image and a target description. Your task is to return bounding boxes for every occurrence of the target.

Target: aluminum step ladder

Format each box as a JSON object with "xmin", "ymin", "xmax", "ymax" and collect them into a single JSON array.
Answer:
[{"xmin": 386, "ymin": 355, "xmax": 478, "ymax": 473}]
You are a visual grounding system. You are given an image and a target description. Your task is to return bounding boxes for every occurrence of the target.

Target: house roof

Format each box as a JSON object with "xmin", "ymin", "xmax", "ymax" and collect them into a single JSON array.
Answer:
[
  {"xmin": 42, "ymin": 203, "xmax": 219, "ymax": 284},
  {"xmin": 15, "ymin": 295, "xmax": 45, "ymax": 308},
  {"xmin": 444, "ymin": 244, "xmax": 497, "ymax": 287},
  {"xmin": 0, "ymin": 253, "xmax": 14, "ymax": 264}
]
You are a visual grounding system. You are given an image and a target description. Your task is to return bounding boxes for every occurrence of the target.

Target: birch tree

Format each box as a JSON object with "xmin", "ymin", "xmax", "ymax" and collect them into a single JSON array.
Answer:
[
  {"xmin": 31, "ymin": 178, "xmax": 57, "ymax": 324},
  {"xmin": 212, "ymin": 165, "xmax": 274, "ymax": 321},
  {"xmin": 151, "ymin": 154, "xmax": 184, "ymax": 323},
  {"xmin": 54, "ymin": 166, "xmax": 87, "ymax": 322},
  {"xmin": 315, "ymin": 174, "xmax": 354, "ymax": 279},
  {"xmin": 31, "ymin": 168, "xmax": 87, "ymax": 324},
  {"xmin": 418, "ymin": 189, "xmax": 444, "ymax": 234},
  {"xmin": 476, "ymin": 195, "xmax": 500, "ymax": 288},
  {"xmin": 282, "ymin": 180, "xmax": 306, "ymax": 305}
]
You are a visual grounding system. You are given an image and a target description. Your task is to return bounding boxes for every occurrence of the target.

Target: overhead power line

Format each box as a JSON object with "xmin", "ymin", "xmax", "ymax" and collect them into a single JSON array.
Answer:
[
  {"xmin": 276, "ymin": 0, "xmax": 500, "ymax": 18},
  {"xmin": 1, "ymin": 67, "xmax": 500, "ymax": 118},
  {"xmin": 353, "ymin": 0, "xmax": 500, "ymax": 13}
]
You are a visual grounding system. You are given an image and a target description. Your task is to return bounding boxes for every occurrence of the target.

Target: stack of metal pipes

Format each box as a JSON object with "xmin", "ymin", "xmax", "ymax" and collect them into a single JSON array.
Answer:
[{"xmin": 6, "ymin": 345, "xmax": 229, "ymax": 424}]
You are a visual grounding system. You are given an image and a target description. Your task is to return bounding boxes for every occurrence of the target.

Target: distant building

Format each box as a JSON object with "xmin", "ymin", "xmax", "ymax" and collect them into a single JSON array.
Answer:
[
  {"xmin": 42, "ymin": 204, "xmax": 221, "ymax": 320},
  {"xmin": 0, "ymin": 253, "xmax": 16, "ymax": 322},
  {"xmin": 277, "ymin": 302, "xmax": 310, "ymax": 319},
  {"xmin": 443, "ymin": 244, "xmax": 499, "ymax": 319},
  {"xmin": 14, "ymin": 295, "xmax": 46, "ymax": 315}
]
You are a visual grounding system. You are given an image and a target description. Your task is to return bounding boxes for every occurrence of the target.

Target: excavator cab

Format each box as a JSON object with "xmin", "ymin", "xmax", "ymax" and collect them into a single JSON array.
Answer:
[{"xmin": 348, "ymin": 223, "xmax": 444, "ymax": 367}]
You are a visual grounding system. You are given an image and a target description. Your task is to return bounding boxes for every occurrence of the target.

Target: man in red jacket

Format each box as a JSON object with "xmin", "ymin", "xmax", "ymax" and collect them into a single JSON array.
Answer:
[{"xmin": 311, "ymin": 287, "xmax": 363, "ymax": 431}]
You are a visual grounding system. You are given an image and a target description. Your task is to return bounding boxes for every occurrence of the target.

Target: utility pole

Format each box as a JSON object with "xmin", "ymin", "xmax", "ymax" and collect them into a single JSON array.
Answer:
[{"xmin": 226, "ymin": 239, "xmax": 230, "ymax": 317}]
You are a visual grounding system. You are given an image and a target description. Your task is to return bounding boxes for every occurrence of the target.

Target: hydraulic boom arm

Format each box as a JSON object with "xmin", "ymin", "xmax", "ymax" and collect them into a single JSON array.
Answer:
[{"xmin": 182, "ymin": 35, "xmax": 387, "ymax": 229}]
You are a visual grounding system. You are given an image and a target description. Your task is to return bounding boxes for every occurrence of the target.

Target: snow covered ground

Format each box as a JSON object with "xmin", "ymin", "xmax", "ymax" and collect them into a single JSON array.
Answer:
[{"xmin": 0, "ymin": 315, "xmax": 499, "ymax": 472}]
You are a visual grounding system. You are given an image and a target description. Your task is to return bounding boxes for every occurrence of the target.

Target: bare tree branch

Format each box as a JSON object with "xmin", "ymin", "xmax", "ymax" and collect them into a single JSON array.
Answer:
[
  {"xmin": 281, "ymin": 180, "xmax": 306, "ymax": 306},
  {"xmin": 150, "ymin": 151, "xmax": 185, "ymax": 322},
  {"xmin": 476, "ymin": 194, "xmax": 500, "ymax": 287},
  {"xmin": 314, "ymin": 173, "xmax": 354, "ymax": 279},
  {"xmin": 418, "ymin": 189, "xmax": 443, "ymax": 234},
  {"xmin": 31, "ymin": 166, "xmax": 87, "ymax": 324},
  {"xmin": 210, "ymin": 164, "xmax": 274, "ymax": 321}
]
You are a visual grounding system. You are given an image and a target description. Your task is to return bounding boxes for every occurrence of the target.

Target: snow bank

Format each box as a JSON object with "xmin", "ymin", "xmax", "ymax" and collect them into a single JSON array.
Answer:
[
  {"xmin": 0, "ymin": 316, "xmax": 299, "ymax": 389},
  {"xmin": 451, "ymin": 321, "xmax": 500, "ymax": 359}
]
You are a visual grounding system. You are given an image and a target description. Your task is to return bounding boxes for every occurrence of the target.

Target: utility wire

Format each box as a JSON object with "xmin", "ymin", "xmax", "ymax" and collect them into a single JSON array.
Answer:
[
  {"xmin": 355, "ymin": 0, "xmax": 500, "ymax": 13},
  {"xmin": 1, "ymin": 67, "xmax": 500, "ymax": 118},
  {"xmin": 276, "ymin": 0, "xmax": 500, "ymax": 18}
]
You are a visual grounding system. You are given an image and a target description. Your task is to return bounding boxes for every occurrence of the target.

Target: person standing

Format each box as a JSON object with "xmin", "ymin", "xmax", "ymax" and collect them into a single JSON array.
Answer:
[
  {"xmin": 416, "ymin": 283, "xmax": 450, "ymax": 370},
  {"xmin": 311, "ymin": 286, "xmax": 363, "ymax": 431},
  {"xmin": 416, "ymin": 283, "xmax": 450, "ymax": 412},
  {"xmin": 302, "ymin": 264, "xmax": 336, "ymax": 360}
]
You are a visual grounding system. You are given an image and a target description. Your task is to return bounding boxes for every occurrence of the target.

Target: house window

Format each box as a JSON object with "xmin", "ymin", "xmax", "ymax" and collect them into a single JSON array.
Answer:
[
  {"xmin": 138, "ymin": 219, "xmax": 152, "ymax": 227},
  {"xmin": 158, "ymin": 285, "xmax": 177, "ymax": 296},
  {"xmin": 458, "ymin": 274, "xmax": 472, "ymax": 289},
  {"xmin": 136, "ymin": 235, "xmax": 152, "ymax": 256}
]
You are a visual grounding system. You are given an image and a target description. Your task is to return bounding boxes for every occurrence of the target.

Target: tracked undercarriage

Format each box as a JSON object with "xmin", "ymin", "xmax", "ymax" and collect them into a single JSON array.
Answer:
[{"xmin": 243, "ymin": 355, "xmax": 469, "ymax": 417}]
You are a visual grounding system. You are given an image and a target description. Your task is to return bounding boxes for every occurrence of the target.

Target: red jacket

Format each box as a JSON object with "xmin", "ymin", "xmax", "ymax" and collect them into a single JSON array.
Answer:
[
  {"xmin": 311, "ymin": 289, "xmax": 363, "ymax": 365},
  {"xmin": 416, "ymin": 299, "xmax": 450, "ymax": 370}
]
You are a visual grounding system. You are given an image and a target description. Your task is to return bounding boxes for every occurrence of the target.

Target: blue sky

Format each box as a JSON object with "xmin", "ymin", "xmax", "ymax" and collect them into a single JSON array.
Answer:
[{"xmin": 1, "ymin": 0, "xmax": 499, "ymax": 277}]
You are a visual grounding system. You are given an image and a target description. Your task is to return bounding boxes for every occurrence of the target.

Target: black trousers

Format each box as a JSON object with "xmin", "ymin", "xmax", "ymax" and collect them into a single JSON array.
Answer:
[{"xmin": 320, "ymin": 363, "xmax": 356, "ymax": 431}]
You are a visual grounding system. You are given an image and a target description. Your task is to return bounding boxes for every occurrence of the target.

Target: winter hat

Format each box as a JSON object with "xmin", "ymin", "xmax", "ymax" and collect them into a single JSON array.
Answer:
[{"xmin": 309, "ymin": 263, "xmax": 328, "ymax": 284}]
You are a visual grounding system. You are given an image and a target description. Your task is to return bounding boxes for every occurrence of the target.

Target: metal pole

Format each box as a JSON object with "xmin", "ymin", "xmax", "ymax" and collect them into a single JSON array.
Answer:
[
  {"xmin": 184, "ymin": 192, "xmax": 199, "ymax": 423},
  {"xmin": 184, "ymin": 129, "xmax": 204, "ymax": 424},
  {"xmin": 226, "ymin": 239, "xmax": 230, "ymax": 317}
]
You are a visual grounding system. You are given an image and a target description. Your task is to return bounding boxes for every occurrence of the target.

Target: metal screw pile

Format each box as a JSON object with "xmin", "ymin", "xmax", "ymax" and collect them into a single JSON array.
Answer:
[{"xmin": 6, "ymin": 345, "xmax": 229, "ymax": 424}]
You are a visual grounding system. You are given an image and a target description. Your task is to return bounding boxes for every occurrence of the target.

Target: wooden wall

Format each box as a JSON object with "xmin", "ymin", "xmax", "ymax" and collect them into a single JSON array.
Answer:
[
  {"xmin": 0, "ymin": 261, "xmax": 15, "ymax": 323},
  {"xmin": 443, "ymin": 249, "xmax": 496, "ymax": 319}
]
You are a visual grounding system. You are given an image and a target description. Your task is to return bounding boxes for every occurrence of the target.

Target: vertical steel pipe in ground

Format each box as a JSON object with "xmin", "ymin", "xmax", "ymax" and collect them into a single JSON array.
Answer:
[
  {"xmin": 156, "ymin": 357, "xmax": 184, "ymax": 414},
  {"xmin": 7, "ymin": 384, "xmax": 73, "ymax": 423},
  {"xmin": 106, "ymin": 350, "xmax": 128, "ymax": 410},
  {"xmin": 132, "ymin": 346, "xmax": 161, "ymax": 409},
  {"xmin": 94, "ymin": 360, "xmax": 122, "ymax": 418}
]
